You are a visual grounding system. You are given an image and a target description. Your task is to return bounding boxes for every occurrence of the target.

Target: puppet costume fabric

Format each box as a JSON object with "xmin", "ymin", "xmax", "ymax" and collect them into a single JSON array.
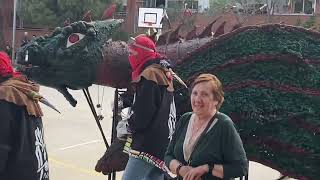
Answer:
[{"xmin": 0, "ymin": 52, "xmax": 49, "ymax": 180}]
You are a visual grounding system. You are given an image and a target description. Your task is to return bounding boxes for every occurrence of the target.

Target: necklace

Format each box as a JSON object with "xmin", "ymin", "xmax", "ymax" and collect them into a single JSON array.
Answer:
[{"xmin": 191, "ymin": 118, "xmax": 208, "ymax": 138}]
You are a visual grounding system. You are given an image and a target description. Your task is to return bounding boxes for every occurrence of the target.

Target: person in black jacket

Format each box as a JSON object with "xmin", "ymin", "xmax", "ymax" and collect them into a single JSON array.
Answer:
[
  {"xmin": 121, "ymin": 34, "xmax": 176, "ymax": 180},
  {"xmin": 0, "ymin": 51, "xmax": 49, "ymax": 180}
]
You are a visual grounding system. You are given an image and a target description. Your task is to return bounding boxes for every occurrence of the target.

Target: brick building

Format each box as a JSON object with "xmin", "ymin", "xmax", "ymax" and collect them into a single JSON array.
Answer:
[
  {"xmin": 125, "ymin": 0, "xmax": 320, "ymax": 34},
  {"xmin": 2, "ymin": 0, "xmax": 320, "ymax": 49}
]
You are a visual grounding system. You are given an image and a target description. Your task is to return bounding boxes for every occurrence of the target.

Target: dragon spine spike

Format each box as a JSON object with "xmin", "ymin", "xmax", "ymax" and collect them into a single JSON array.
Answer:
[
  {"xmin": 231, "ymin": 23, "xmax": 242, "ymax": 31},
  {"xmin": 101, "ymin": 4, "xmax": 117, "ymax": 20},
  {"xmin": 156, "ymin": 30, "xmax": 172, "ymax": 46},
  {"xmin": 198, "ymin": 16, "xmax": 222, "ymax": 38},
  {"xmin": 213, "ymin": 21, "xmax": 226, "ymax": 37},
  {"xmin": 168, "ymin": 23, "xmax": 183, "ymax": 44},
  {"xmin": 185, "ymin": 25, "xmax": 197, "ymax": 40},
  {"xmin": 82, "ymin": 10, "xmax": 93, "ymax": 22}
]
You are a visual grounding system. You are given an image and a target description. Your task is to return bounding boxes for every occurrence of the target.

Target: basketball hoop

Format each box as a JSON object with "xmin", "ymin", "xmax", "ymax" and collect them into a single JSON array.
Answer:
[
  {"xmin": 144, "ymin": 22, "xmax": 153, "ymax": 27},
  {"xmin": 138, "ymin": 8, "xmax": 164, "ymax": 28}
]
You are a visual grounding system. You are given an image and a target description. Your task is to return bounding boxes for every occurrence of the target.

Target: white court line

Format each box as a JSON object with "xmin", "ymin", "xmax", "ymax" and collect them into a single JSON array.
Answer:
[{"xmin": 59, "ymin": 140, "xmax": 102, "ymax": 150}]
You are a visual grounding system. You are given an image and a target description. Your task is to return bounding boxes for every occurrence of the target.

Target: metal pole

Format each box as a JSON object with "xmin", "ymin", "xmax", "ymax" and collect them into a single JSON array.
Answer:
[
  {"xmin": 19, "ymin": 0, "xmax": 23, "ymax": 28},
  {"xmin": 12, "ymin": 0, "xmax": 17, "ymax": 62},
  {"xmin": 83, "ymin": 88, "xmax": 110, "ymax": 149},
  {"xmin": 111, "ymin": 89, "xmax": 119, "ymax": 180}
]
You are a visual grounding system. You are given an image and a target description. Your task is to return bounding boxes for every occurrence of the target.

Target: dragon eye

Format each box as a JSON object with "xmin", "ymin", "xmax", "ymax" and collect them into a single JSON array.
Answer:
[
  {"xmin": 69, "ymin": 34, "xmax": 79, "ymax": 43},
  {"xmin": 67, "ymin": 33, "xmax": 85, "ymax": 48}
]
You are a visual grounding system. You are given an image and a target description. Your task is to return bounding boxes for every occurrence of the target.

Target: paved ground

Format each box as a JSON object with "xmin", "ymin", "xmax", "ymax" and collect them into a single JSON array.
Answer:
[{"xmin": 40, "ymin": 85, "xmax": 295, "ymax": 180}]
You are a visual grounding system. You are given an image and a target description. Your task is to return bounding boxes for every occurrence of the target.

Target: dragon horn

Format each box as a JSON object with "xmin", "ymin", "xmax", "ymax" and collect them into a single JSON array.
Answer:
[
  {"xmin": 39, "ymin": 97, "xmax": 61, "ymax": 114},
  {"xmin": 169, "ymin": 68, "xmax": 188, "ymax": 88}
]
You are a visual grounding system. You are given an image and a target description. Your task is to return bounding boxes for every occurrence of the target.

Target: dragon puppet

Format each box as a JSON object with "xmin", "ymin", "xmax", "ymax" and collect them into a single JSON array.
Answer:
[{"xmin": 16, "ymin": 19, "xmax": 319, "ymax": 180}]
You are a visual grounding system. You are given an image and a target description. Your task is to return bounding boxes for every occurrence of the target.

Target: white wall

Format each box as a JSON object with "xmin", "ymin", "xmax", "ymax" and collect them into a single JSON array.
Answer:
[{"xmin": 198, "ymin": 0, "xmax": 210, "ymax": 12}]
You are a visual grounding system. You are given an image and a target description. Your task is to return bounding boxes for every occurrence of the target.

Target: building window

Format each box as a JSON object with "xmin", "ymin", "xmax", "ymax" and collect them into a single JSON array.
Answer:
[
  {"xmin": 157, "ymin": 0, "xmax": 165, "ymax": 7},
  {"xmin": 144, "ymin": 0, "xmax": 166, "ymax": 8},
  {"xmin": 185, "ymin": 0, "xmax": 198, "ymax": 10},
  {"xmin": 167, "ymin": 1, "xmax": 183, "ymax": 9},
  {"xmin": 166, "ymin": 0, "xmax": 198, "ymax": 10},
  {"xmin": 273, "ymin": 0, "xmax": 316, "ymax": 15},
  {"xmin": 293, "ymin": 0, "xmax": 314, "ymax": 14},
  {"xmin": 232, "ymin": 0, "xmax": 268, "ymax": 15}
]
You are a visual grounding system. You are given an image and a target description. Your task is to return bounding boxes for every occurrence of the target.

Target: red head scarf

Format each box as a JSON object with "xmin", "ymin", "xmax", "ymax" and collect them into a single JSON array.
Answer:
[
  {"xmin": 0, "ymin": 51, "xmax": 20, "ymax": 78},
  {"xmin": 128, "ymin": 34, "xmax": 161, "ymax": 81}
]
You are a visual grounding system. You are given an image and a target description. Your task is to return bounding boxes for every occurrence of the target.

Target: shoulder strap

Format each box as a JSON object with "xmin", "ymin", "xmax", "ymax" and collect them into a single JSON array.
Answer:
[
  {"xmin": 202, "ymin": 114, "xmax": 217, "ymax": 135},
  {"xmin": 187, "ymin": 114, "xmax": 217, "ymax": 164}
]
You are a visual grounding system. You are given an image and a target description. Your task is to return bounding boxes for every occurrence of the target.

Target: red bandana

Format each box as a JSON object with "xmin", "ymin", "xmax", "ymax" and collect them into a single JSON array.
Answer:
[
  {"xmin": 0, "ymin": 52, "xmax": 20, "ymax": 78},
  {"xmin": 128, "ymin": 35, "xmax": 161, "ymax": 81}
]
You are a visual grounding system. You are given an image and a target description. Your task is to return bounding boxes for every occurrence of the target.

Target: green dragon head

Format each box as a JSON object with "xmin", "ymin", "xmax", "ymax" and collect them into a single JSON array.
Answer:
[{"xmin": 16, "ymin": 19, "xmax": 123, "ymax": 106}]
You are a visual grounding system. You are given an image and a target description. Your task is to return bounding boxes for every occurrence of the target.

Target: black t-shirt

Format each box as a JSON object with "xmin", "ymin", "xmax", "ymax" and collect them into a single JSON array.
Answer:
[{"xmin": 0, "ymin": 100, "xmax": 49, "ymax": 180}]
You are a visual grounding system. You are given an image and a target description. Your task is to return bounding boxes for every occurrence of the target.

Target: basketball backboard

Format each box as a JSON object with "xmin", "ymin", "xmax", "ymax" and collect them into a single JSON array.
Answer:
[{"xmin": 138, "ymin": 8, "xmax": 163, "ymax": 28}]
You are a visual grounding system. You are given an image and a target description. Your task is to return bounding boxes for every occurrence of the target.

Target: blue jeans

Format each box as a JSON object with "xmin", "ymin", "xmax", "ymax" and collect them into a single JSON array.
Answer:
[{"xmin": 122, "ymin": 157, "xmax": 164, "ymax": 180}]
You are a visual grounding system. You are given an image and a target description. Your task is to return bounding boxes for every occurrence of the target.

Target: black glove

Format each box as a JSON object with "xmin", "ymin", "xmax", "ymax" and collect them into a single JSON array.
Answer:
[{"xmin": 95, "ymin": 139, "xmax": 129, "ymax": 175}]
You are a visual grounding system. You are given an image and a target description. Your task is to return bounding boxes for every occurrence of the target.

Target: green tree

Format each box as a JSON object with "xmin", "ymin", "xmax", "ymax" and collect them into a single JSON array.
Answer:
[
  {"xmin": 57, "ymin": 0, "xmax": 108, "ymax": 22},
  {"xmin": 23, "ymin": 0, "xmax": 112, "ymax": 27},
  {"xmin": 208, "ymin": 0, "xmax": 280, "ymax": 23},
  {"xmin": 210, "ymin": 0, "xmax": 234, "ymax": 13},
  {"xmin": 23, "ymin": 0, "xmax": 58, "ymax": 26}
]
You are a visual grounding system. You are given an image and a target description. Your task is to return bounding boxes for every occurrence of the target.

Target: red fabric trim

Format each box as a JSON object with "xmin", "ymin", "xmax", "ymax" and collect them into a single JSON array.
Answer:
[{"xmin": 0, "ymin": 51, "xmax": 21, "ymax": 77}]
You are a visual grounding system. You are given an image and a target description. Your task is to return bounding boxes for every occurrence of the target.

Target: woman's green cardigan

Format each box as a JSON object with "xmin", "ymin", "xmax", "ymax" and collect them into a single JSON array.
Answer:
[{"xmin": 164, "ymin": 112, "xmax": 248, "ymax": 180}]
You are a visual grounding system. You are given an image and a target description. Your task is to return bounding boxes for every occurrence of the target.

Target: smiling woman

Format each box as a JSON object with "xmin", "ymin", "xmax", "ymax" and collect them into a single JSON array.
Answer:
[
  {"xmin": 165, "ymin": 73, "xmax": 248, "ymax": 180},
  {"xmin": 190, "ymin": 74, "xmax": 224, "ymax": 117}
]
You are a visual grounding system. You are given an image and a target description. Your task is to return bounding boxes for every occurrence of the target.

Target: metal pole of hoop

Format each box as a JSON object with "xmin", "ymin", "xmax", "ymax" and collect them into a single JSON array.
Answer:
[{"xmin": 12, "ymin": 0, "xmax": 18, "ymax": 62}]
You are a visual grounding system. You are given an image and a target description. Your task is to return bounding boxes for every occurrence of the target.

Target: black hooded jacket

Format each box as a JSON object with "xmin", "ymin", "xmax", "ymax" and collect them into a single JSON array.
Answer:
[{"xmin": 128, "ymin": 60, "xmax": 176, "ymax": 160}]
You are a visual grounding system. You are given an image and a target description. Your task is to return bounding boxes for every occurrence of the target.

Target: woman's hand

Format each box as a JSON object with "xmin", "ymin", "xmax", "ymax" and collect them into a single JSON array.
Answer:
[
  {"xmin": 179, "ymin": 165, "xmax": 192, "ymax": 177},
  {"xmin": 183, "ymin": 165, "xmax": 208, "ymax": 180}
]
